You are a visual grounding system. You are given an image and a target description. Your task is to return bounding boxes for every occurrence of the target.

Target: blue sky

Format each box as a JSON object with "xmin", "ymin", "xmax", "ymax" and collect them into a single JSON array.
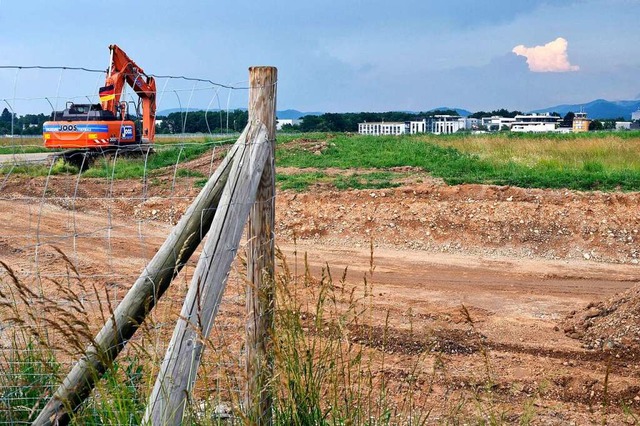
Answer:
[{"xmin": 1, "ymin": 0, "xmax": 639, "ymax": 115}]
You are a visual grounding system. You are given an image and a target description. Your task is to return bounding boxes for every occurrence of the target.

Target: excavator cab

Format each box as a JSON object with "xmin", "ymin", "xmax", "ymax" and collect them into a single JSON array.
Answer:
[{"xmin": 50, "ymin": 102, "xmax": 117, "ymax": 122}]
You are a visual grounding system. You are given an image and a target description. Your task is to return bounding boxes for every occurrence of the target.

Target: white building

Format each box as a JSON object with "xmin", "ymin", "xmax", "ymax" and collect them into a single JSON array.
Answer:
[
  {"xmin": 358, "ymin": 120, "xmax": 427, "ymax": 136},
  {"xmin": 632, "ymin": 109, "xmax": 640, "ymax": 121},
  {"xmin": 510, "ymin": 113, "xmax": 562, "ymax": 133},
  {"xmin": 427, "ymin": 115, "xmax": 466, "ymax": 134},
  {"xmin": 358, "ymin": 122, "xmax": 406, "ymax": 135},
  {"xmin": 481, "ymin": 116, "xmax": 516, "ymax": 131},
  {"xmin": 465, "ymin": 117, "xmax": 481, "ymax": 130},
  {"xmin": 408, "ymin": 119, "xmax": 427, "ymax": 134},
  {"xmin": 616, "ymin": 121, "xmax": 632, "ymax": 131},
  {"xmin": 276, "ymin": 118, "xmax": 302, "ymax": 130}
]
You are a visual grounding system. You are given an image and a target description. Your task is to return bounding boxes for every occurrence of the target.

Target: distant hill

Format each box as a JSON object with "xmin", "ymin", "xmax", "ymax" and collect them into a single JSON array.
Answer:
[
  {"xmin": 531, "ymin": 99, "xmax": 640, "ymax": 120},
  {"xmin": 429, "ymin": 107, "xmax": 472, "ymax": 117},
  {"xmin": 157, "ymin": 108, "xmax": 322, "ymax": 119},
  {"xmin": 277, "ymin": 109, "xmax": 323, "ymax": 119}
]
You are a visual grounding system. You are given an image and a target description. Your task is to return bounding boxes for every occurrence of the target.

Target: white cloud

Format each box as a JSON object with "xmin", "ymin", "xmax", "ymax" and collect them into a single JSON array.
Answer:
[{"xmin": 512, "ymin": 37, "xmax": 579, "ymax": 72}]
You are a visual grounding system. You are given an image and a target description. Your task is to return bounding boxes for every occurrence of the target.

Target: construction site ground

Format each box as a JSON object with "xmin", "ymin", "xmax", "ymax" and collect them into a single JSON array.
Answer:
[{"xmin": 1, "ymin": 153, "xmax": 640, "ymax": 424}]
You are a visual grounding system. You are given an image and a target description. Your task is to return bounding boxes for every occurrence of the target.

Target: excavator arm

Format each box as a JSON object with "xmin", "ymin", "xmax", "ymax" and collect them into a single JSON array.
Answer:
[{"xmin": 102, "ymin": 44, "xmax": 156, "ymax": 142}]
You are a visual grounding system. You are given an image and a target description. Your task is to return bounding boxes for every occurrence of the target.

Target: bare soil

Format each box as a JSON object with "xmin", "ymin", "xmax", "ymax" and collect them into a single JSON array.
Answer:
[{"xmin": 1, "ymin": 160, "xmax": 640, "ymax": 424}]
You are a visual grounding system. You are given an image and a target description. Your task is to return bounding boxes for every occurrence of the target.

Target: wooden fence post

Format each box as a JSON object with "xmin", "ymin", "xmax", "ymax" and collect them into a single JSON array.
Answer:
[
  {"xmin": 246, "ymin": 66, "xmax": 277, "ymax": 425},
  {"xmin": 144, "ymin": 122, "xmax": 271, "ymax": 425}
]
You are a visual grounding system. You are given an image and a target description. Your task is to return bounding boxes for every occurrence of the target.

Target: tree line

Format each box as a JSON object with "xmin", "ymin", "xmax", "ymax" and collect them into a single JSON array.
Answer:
[
  {"xmin": 0, "ymin": 108, "xmax": 49, "ymax": 136},
  {"xmin": 155, "ymin": 110, "xmax": 248, "ymax": 134},
  {"xmin": 0, "ymin": 108, "xmax": 249, "ymax": 136},
  {"xmin": 0, "ymin": 106, "xmax": 632, "ymax": 136},
  {"xmin": 287, "ymin": 110, "xmax": 461, "ymax": 133}
]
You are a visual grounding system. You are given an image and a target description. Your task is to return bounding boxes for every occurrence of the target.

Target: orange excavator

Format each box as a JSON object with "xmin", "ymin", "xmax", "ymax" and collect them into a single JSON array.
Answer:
[{"xmin": 43, "ymin": 44, "xmax": 156, "ymax": 167}]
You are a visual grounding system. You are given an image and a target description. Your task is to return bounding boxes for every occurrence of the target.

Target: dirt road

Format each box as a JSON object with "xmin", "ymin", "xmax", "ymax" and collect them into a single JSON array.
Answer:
[
  {"xmin": 0, "ymin": 152, "xmax": 52, "ymax": 165},
  {"xmin": 2, "ymin": 165, "xmax": 640, "ymax": 423}
]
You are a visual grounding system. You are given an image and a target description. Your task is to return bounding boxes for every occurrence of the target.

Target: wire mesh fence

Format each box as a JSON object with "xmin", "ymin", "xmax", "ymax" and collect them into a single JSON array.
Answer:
[{"xmin": 0, "ymin": 65, "xmax": 258, "ymax": 424}]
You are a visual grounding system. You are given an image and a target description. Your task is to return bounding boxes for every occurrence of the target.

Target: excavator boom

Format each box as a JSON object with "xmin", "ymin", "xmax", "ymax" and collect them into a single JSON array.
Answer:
[{"xmin": 103, "ymin": 44, "xmax": 156, "ymax": 142}]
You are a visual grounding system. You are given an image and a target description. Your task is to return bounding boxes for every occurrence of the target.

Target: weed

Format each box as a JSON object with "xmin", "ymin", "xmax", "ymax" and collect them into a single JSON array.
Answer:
[
  {"xmin": 175, "ymin": 168, "xmax": 206, "ymax": 178},
  {"xmin": 276, "ymin": 172, "xmax": 327, "ymax": 191},
  {"xmin": 0, "ymin": 332, "xmax": 60, "ymax": 424},
  {"xmin": 271, "ymin": 247, "xmax": 430, "ymax": 425}
]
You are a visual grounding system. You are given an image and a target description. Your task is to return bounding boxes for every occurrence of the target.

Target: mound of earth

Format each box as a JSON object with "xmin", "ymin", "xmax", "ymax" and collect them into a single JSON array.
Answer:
[{"xmin": 562, "ymin": 283, "xmax": 640, "ymax": 353}]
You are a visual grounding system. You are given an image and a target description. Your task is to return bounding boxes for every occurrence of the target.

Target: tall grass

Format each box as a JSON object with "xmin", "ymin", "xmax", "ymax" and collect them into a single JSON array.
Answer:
[
  {"xmin": 272, "ymin": 246, "xmax": 428, "ymax": 425},
  {"xmin": 0, "ymin": 243, "xmax": 433, "ymax": 425},
  {"xmin": 0, "ymin": 332, "xmax": 60, "ymax": 424},
  {"xmin": 437, "ymin": 132, "xmax": 640, "ymax": 171}
]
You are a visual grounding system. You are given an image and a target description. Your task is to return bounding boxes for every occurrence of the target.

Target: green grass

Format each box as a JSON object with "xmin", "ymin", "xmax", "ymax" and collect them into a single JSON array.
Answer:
[
  {"xmin": 277, "ymin": 171, "xmax": 328, "ymax": 191},
  {"xmin": 0, "ymin": 335, "xmax": 60, "ymax": 424},
  {"xmin": 0, "ymin": 137, "xmax": 230, "ymax": 179},
  {"xmin": 276, "ymin": 171, "xmax": 401, "ymax": 191},
  {"xmin": 276, "ymin": 133, "xmax": 640, "ymax": 191},
  {"xmin": 75, "ymin": 358, "xmax": 147, "ymax": 425},
  {"xmin": 271, "ymin": 249, "xmax": 429, "ymax": 426},
  {"xmin": 83, "ymin": 142, "xmax": 214, "ymax": 179},
  {"xmin": 175, "ymin": 168, "xmax": 206, "ymax": 178},
  {"xmin": 4, "ymin": 132, "xmax": 640, "ymax": 192},
  {"xmin": 0, "ymin": 340, "xmax": 147, "ymax": 425}
]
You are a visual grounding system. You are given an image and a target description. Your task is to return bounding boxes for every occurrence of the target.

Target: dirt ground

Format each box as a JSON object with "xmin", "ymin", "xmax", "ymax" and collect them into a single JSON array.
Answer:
[{"xmin": 1, "ymin": 155, "xmax": 640, "ymax": 424}]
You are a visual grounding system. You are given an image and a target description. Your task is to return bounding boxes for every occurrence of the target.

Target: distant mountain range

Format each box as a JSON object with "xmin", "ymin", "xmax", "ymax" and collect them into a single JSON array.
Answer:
[
  {"xmin": 276, "ymin": 109, "xmax": 323, "ymax": 119},
  {"xmin": 158, "ymin": 99, "xmax": 640, "ymax": 121},
  {"xmin": 156, "ymin": 107, "xmax": 322, "ymax": 119},
  {"xmin": 531, "ymin": 99, "xmax": 640, "ymax": 120}
]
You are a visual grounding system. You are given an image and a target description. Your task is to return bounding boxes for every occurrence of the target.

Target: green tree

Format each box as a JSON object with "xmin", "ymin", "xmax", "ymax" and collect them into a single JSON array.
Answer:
[
  {"xmin": 470, "ymin": 109, "xmax": 521, "ymax": 119},
  {"xmin": 561, "ymin": 112, "xmax": 575, "ymax": 128},
  {"xmin": 589, "ymin": 120, "xmax": 604, "ymax": 131},
  {"xmin": 280, "ymin": 123, "xmax": 300, "ymax": 132},
  {"xmin": 299, "ymin": 115, "xmax": 324, "ymax": 132},
  {"xmin": 1, "ymin": 108, "xmax": 12, "ymax": 123}
]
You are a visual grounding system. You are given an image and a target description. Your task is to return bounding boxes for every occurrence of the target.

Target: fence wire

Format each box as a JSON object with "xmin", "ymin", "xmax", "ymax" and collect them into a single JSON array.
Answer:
[{"xmin": 0, "ymin": 65, "xmax": 272, "ymax": 424}]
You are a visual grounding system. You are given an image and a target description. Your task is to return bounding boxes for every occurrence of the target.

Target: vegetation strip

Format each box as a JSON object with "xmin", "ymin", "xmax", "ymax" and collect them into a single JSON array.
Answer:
[{"xmin": 276, "ymin": 133, "xmax": 640, "ymax": 191}]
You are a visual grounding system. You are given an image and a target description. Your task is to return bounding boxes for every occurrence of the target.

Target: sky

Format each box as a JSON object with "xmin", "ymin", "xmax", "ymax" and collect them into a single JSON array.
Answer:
[{"xmin": 0, "ymin": 0, "xmax": 639, "ymax": 115}]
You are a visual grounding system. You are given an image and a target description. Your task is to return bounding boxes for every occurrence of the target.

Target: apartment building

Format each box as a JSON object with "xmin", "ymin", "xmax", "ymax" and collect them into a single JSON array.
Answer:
[
  {"xmin": 358, "ymin": 120, "xmax": 427, "ymax": 136},
  {"xmin": 427, "ymin": 115, "xmax": 467, "ymax": 134}
]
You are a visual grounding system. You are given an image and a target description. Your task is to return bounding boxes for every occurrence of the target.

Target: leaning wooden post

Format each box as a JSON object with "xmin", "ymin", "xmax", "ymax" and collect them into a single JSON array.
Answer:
[
  {"xmin": 32, "ymin": 135, "xmax": 246, "ymax": 426},
  {"xmin": 246, "ymin": 66, "xmax": 277, "ymax": 425}
]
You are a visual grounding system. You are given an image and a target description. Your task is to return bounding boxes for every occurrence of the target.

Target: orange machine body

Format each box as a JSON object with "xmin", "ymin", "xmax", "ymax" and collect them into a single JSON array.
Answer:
[
  {"xmin": 43, "ymin": 109, "xmax": 137, "ymax": 149},
  {"xmin": 43, "ymin": 44, "xmax": 155, "ymax": 150}
]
